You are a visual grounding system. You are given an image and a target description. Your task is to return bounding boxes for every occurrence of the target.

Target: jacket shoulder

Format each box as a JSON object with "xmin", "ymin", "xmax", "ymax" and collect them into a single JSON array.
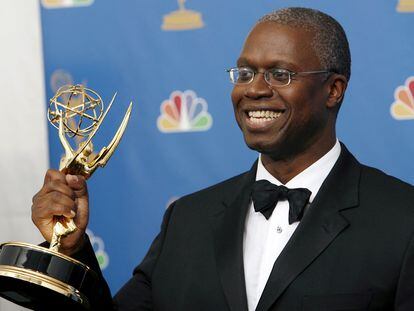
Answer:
[
  {"xmin": 360, "ymin": 164, "xmax": 414, "ymax": 196},
  {"xmin": 358, "ymin": 164, "xmax": 414, "ymax": 219}
]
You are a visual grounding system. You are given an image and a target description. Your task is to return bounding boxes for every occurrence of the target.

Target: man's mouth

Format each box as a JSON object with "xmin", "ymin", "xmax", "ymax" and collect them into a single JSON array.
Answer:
[{"xmin": 246, "ymin": 110, "xmax": 283, "ymax": 124}]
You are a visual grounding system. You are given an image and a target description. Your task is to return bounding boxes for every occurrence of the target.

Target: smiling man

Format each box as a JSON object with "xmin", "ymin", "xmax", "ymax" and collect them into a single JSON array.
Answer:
[
  {"xmin": 229, "ymin": 17, "xmax": 347, "ymax": 184},
  {"xmin": 31, "ymin": 7, "xmax": 414, "ymax": 311}
]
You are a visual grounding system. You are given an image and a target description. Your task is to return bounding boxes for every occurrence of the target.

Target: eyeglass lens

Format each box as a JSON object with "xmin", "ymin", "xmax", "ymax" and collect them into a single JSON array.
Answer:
[{"xmin": 229, "ymin": 68, "xmax": 291, "ymax": 86}]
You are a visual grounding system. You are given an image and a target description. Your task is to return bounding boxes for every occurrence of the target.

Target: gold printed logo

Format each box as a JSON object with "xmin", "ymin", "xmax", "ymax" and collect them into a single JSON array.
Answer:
[
  {"xmin": 397, "ymin": 0, "xmax": 414, "ymax": 12},
  {"xmin": 162, "ymin": 0, "xmax": 204, "ymax": 31}
]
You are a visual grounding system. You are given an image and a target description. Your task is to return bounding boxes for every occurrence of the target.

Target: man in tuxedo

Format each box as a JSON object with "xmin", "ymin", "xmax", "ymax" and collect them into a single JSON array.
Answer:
[{"xmin": 32, "ymin": 7, "xmax": 414, "ymax": 310}]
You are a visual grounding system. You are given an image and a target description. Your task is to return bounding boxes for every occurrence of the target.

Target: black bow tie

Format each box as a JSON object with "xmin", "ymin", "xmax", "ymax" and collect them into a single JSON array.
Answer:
[{"xmin": 251, "ymin": 180, "xmax": 312, "ymax": 224}]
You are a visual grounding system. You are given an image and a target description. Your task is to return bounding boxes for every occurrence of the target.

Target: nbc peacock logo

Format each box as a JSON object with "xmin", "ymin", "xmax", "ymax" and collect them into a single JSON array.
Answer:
[
  {"xmin": 157, "ymin": 90, "xmax": 213, "ymax": 133},
  {"xmin": 390, "ymin": 77, "xmax": 414, "ymax": 120},
  {"xmin": 42, "ymin": 0, "xmax": 94, "ymax": 9},
  {"xmin": 86, "ymin": 229, "xmax": 109, "ymax": 270}
]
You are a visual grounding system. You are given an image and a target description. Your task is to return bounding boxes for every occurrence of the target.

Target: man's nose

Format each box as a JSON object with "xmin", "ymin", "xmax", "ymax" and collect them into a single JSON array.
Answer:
[{"xmin": 244, "ymin": 72, "xmax": 274, "ymax": 99}]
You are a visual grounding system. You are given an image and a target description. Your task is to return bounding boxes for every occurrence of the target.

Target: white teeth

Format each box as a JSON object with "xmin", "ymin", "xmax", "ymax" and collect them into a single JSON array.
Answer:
[{"xmin": 248, "ymin": 110, "xmax": 282, "ymax": 119}]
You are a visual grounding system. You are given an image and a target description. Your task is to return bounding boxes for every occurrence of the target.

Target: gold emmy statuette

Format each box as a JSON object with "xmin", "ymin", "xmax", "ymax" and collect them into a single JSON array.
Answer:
[
  {"xmin": 162, "ymin": 0, "xmax": 204, "ymax": 31},
  {"xmin": 397, "ymin": 0, "xmax": 414, "ymax": 12},
  {"xmin": 0, "ymin": 85, "xmax": 133, "ymax": 310}
]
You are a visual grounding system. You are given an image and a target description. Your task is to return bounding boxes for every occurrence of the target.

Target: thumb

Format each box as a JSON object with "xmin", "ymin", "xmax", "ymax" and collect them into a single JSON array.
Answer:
[
  {"xmin": 65, "ymin": 174, "xmax": 88, "ymax": 198},
  {"xmin": 65, "ymin": 174, "xmax": 89, "ymax": 231}
]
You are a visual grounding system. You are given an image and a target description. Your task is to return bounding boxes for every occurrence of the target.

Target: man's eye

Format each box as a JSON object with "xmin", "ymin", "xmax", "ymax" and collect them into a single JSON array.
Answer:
[
  {"xmin": 269, "ymin": 70, "xmax": 290, "ymax": 81},
  {"xmin": 237, "ymin": 68, "xmax": 253, "ymax": 82}
]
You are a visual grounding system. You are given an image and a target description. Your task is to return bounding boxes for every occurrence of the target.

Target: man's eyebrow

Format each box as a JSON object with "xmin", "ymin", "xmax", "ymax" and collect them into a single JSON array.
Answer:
[
  {"xmin": 236, "ymin": 58, "xmax": 250, "ymax": 67},
  {"xmin": 236, "ymin": 58, "xmax": 298, "ymax": 70}
]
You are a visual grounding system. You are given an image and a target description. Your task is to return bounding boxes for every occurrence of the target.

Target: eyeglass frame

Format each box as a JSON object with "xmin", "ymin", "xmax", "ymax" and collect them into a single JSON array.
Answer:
[{"xmin": 225, "ymin": 67, "xmax": 334, "ymax": 87}]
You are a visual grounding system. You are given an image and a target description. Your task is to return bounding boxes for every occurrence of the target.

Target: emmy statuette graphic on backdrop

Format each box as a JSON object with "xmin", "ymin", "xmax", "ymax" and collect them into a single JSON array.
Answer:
[
  {"xmin": 162, "ymin": 0, "xmax": 204, "ymax": 30},
  {"xmin": 397, "ymin": 0, "xmax": 414, "ymax": 12},
  {"xmin": 0, "ymin": 85, "xmax": 133, "ymax": 310}
]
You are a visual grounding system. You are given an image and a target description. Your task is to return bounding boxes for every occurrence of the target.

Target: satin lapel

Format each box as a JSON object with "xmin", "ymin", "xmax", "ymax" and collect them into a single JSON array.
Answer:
[
  {"xmin": 256, "ymin": 145, "xmax": 361, "ymax": 311},
  {"xmin": 210, "ymin": 162, "xmax": 257, "ymax": 311}
]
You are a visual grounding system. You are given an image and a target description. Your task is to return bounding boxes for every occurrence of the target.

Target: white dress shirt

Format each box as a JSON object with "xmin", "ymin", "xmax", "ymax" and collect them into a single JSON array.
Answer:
[{"xmin": 243, "ymin": 140, "xmax": 341, "ymax": 311}]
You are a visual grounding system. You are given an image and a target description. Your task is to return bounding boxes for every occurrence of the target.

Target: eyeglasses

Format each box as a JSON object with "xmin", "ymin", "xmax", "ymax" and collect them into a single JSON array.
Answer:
[{"xmin": 226, "ymin": 67, "xmax": 332, "ymax": 87}]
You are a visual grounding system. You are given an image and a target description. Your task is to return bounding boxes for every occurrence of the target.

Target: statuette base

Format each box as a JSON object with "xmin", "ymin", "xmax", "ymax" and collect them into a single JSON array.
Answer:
[{"xmin": 0, "ymin": 242, "xmax": 97, "ymax": 310}]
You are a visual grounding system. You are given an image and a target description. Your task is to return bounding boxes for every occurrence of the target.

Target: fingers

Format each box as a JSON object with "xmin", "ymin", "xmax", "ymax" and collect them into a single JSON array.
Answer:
[
  {"xmin": 33, "ymin": 180, "xmax": 74, "ymax": 203},
  {"xmin": 35, "ymin": 170, "xmax": 70, "ymax": 199},
  {"xmin": 33, "ymin": 191, "xmax": 76, "ymax": 219},
  {"xmin": 43, "ymin": 169, "xmax": 66, "ymax": 185},
  {"xmin": 34, "ymin": 170, "xmax": 88, "ymax": 201},
  {"xmin": 32, "ymin": 169, "xmax": 80, "ymax": 222},
  {"xmin": 32, "ymin": 170, "xmax": 90, "ymax": 249}
]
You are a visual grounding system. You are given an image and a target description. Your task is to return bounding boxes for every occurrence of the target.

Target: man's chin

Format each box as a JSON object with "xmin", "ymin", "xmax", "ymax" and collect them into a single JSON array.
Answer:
[
  {"xmin": 244, "ymin": 138, "xmax": 275, "ymax": 155},
  {"xmin": 244, "ymin": 136, "xmax": 294, "ymax": 161}
]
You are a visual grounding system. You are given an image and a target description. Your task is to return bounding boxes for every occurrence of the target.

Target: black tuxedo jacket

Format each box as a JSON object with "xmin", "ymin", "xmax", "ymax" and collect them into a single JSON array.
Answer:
[{"xmin": 81, "ymin": 145, "xmax": 414, "ymax": 310}]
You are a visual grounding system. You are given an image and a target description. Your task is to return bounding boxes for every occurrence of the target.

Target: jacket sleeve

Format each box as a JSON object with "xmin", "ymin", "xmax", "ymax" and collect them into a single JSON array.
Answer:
[
  {"xmin": 67, "ymin": 234, "xmax": 114, "ymax": 310},
  {"xmin": 394, "ymin": 231, "xmax": 414, "ymax": 311}
]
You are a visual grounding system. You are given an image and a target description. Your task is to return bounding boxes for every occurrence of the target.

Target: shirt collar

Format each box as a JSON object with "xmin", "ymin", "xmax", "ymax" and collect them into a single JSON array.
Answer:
[{"xmin": 256, "ymin": 139, "xmax": 341, "ymax": 203}]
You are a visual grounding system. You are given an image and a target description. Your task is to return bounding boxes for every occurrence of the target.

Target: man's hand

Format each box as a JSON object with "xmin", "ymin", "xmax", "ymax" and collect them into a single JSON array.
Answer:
[{"xmin": 32, "ymin": 169, "xmax": 89, "ymax": 256}]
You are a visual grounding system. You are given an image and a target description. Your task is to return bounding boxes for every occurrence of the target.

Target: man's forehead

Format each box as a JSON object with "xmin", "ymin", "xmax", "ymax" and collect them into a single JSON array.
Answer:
[
  {"xmin": 236, "ymin": 22, "xmax": 320, "ymax": 70},
  {"xmin": 246, "ymin": 21, "xmax": 315, "ymax": 43}
]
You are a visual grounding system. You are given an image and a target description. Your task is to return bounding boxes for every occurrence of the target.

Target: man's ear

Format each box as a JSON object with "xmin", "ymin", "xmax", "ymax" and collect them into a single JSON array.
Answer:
[{"xmin": 326, "ymin": 74, "xmax": 348, "ymax": 109}]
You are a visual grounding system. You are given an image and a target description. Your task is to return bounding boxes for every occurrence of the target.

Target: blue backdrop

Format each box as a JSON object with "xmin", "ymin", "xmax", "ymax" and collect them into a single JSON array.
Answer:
[{"xmin": 40, "ymin": 0, "xmax": 414, "ymax": 293}]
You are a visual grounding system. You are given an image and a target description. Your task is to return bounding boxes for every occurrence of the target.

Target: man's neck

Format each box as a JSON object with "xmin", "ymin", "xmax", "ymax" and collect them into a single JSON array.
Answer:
[{"xmin": 261, "ymin": 139, "xmax": 338, "ymax": 184}]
